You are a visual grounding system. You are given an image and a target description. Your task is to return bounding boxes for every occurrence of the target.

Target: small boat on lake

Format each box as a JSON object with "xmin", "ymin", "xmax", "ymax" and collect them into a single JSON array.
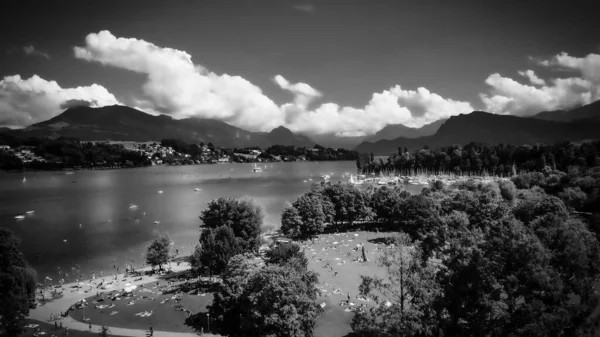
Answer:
[
  {"xmin": 252, "ymin": 163, "xmax": 262, "ymax": 173},
  {"xmin": 129, "ymin": 204, "xmax": 138, "ymax": 209},
  {"xmin": 26, "ymin": 210, "xmax": 35, "ymax": 215},
  {"xmin": 194, "ymin": 188, "xmax": 201, "ymax": 192},
  {"xmin": 15, "ymin": 214, "xmax": 26, "ymax": 220}
]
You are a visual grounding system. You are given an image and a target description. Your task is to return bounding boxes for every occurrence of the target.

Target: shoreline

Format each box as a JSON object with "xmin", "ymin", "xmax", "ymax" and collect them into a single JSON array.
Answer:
[{"xmin": 27, "ymin": 261, "xmax": 218, "ymax": 336}]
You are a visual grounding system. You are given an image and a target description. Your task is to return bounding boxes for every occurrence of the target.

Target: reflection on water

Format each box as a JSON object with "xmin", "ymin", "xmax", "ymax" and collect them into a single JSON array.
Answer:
[{"xmin": 0, "ymin": 162, "xmax": 422, "ymax": 282}]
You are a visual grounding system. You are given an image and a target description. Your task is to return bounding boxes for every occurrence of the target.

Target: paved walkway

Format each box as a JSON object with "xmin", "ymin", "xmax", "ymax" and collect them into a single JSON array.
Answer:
[{"xmin": 28, "ymin": 262, "xmax": 218, "ymax": 336}]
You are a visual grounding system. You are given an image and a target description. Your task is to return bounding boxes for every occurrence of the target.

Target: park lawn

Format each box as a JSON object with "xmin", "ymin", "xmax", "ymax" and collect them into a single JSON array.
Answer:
[
  {"xmin": 66, "ymin": 231, "xmax": 391, "ymax": 337},
  {"xmin": 69, "ymin": 282, "xmax": 213, "ymax": 333},
  {"xmin": 20, "ymin": 319, "xmax": 123, "ymax": 337},
  {"xmin": 306, "ymin": 230, "xmax": 390, "ymax": 337}
]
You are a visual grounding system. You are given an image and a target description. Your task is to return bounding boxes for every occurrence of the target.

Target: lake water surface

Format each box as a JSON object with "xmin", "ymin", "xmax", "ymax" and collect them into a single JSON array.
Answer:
[{"xmin": 0, "ymin": 162, "xmax": 422, "ymax": 282}]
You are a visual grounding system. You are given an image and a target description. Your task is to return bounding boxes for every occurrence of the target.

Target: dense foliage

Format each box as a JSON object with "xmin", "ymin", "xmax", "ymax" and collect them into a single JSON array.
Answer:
[
  {"xmin": 0, "ymin": 228, "xmax": 37, "ymax": 336},
  {"xmin": 282, "ymin": 165, "xmax": 600, "ymax": 336},
  {"xmin": 357, "ymin": 141, "xmax": 600, "ymax": 176},
  {"xmin": 209, "ymin": 244, "xmax": 322, "ymax": 337},
  {"xmin": 259, "ymin": 144, "xmax": 358, "ymax": 162},
  {"xmin": 0, "ymin": 135, "xmax": 150, "ymax": 170},
  {"xmin": 145, "ymin": 235, "xmax": 171, "ymax": 271},
  {"xmin": 199, "ymin": 198, "xmax": 264, "ymax": 253},
  {"xmin": 191, "ymin": 198, "xmax": 265, "ymax": 276}
]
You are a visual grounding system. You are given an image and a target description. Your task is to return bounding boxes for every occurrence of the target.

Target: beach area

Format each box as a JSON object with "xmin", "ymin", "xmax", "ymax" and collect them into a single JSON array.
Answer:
[
  {"xmin": 26, "ymin": 261, "xmax": 218, "ymax": 337},
  {"xmin": 23, "ymin": 230, "xmax": 393, "ymax": 337}
]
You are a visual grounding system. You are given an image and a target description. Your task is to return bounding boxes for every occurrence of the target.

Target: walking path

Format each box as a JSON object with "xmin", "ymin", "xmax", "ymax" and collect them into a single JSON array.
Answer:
[{"xmin": 28, "ymin": 262, "xmax": 218, "ymax": 336}]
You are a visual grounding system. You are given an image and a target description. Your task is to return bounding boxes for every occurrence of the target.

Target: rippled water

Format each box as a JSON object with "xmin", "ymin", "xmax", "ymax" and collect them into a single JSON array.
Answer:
[{"xmin": 0, "ymin": 162, "xmax": 422, "ymax": 282}]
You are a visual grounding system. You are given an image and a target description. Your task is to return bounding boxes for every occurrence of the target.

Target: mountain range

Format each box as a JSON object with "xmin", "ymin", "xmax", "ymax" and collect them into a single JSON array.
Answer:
[
  {"xmin": 355, "ymin": 104, "xmax": 600, "ymax": 154},
  {"xmin": 4, "ymin": 105, "xmax": 316, "ymax": 149},
  {"xmin": 532, "ymin": 100, "xmax": 600, "ymax": 122},
  {"xmin": 2, "ymin": 100, "xmax": 599, "ymax": 153}
]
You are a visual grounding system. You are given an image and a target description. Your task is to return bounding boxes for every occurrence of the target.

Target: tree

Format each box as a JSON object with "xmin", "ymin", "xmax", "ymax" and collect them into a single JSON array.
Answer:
[
  {"xmin": 352, "ymin": 233, "xmax": 440, "ymax": 336},
  {"xmin": 498, "ymin": 180, "xmax": 517, "ymax": 202},
  {"xmin": 0, "ymin": 228, "xmax": 36, "ymax": 336},
  {"xmin": 264, "ymin": 242, "xmax": 307, "ymax": 270},
  {"xmin": 192, "ymin": 226, "xmax": 242, "ymax": 277},
  {"xmin": 210, "ymin": 255, "xmax": 322, "ymax": 337},
  {"xmin": 280, "ymin": 204, "xmax": 304, "ymax": 239},
  {"xmin": 323, "ymin": 183, "xmax": 372, "ymax": 228},
  {"xmin": 290, "ymin": 193, "xmax": 328, "ymax": 238},
  {"xmin": 145, "ymin": 235, "xmax": 170, "ymax": 271},
  {"xmin": 200, "ymin": 198, "xmax": 263, "ymax": 253},
  {"xmin": 370, "ymin": 186, "xmax": 409, "ymax": 227}
]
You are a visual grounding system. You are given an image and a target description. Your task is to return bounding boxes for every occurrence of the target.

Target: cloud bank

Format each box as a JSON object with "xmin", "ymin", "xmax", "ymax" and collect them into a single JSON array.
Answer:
[
  {"xmin": 481, "ymin": 52, "xmax": 600, "ymax": 115},
  {"xmin": 3, "ymin": 30, "xmax": 600, "ymax": 135},
  {"xmin": 0, "ymin": 75, "xmax": 119, "ymax": 128},
  {"xmin": 72, "ymin": 30, "xmax": 473, "ymax": 135},
  {"xmin": 73, "ymin": 30, "xmax": 284, "ymax": 132}
]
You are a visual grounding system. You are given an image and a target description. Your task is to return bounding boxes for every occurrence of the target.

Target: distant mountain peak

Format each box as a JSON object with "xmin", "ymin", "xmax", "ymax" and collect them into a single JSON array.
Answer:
[{"xmin": 9, "ymin": 105, "xmax": 316, "ymax": 148}]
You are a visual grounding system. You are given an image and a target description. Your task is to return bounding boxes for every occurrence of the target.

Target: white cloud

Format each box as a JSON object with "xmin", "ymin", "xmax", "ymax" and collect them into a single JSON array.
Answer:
[
  {"xmin": 0, "ymin": 74, "xmax": 119, "ymax": 128},
  {"xmin": 74, "ymin": 30, "xmax": 284, "ymax": 132},
  {"xmin": 281, "ymin": 84, "xmax": 473, "ymax": 135},
  {"xmin": 74, "ymin": 31, "xmax": 470, "ymax": 136},
  {"xmin": 274, "ymin": 75, "xmax": 321, "ymax": 109},
  {"xmin": 481, "ymin": 52, "xmax": 600, "ymax": 115},
  {"xmin": 542, "ymin": 52, "xmax": 600, "ymax": 82},
  {"xmin": 518, "ymin": 70, "xmax": 545, "ymax": 86},
  {"xmin": 23, "ymin": 45, "xmax": 50, "ymax": 59}
]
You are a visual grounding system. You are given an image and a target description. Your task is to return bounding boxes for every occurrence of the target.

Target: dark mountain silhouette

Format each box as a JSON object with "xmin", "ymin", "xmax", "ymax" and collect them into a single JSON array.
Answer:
[
  {"xmin": 266, "ymin": 126, "xmax": 315, "ymax": 147},
  {"xmin": 355, "ymin": 110, "xmax": 600, "ymax": 155},
  {"xmin": 364, "ymin": 119, "xmax": 447, "ymax": 143},
  {"xmin": 306, "ymin": 119, "xmax": 447, "ymax": 149},
  {"xmin": 533, "ymin": 100, "xmax": 600, "ymax": 122},
  {"xmin": 8, "ymin": 105, "xmax": 315, "ymax": 148},
  {"xmin": 307, "ymin": 133, "xmax": 366, "ymax": 149}
]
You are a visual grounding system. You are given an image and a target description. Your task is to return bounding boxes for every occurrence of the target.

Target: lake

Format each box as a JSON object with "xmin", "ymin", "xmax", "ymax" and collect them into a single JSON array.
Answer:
[{"xmin": 0, "ymin": 161, "xmax": 423, "ymax": 283}]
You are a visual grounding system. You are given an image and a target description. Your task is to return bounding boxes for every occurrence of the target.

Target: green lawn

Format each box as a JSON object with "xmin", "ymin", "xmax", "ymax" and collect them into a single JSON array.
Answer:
[
  {"xmin": 66, "ymin": 231, "xmax": 390, "ymax": 337},
  {"xmin": 20, "ymin": 319, "xmax": 124, "ymax": 337}
]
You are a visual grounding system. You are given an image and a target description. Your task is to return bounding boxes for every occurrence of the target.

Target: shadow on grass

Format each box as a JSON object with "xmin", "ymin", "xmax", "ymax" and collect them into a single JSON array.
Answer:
[
  {"xmin": 367, "ymin": 236, "xmax": 398, "ymax": 245},
  {"xmin": 184, "ymin": 311, "xmax": 221, "ymax": 335}
]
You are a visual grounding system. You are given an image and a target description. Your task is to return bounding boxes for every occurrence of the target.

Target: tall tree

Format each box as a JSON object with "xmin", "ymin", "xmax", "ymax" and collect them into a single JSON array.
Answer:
[
  {"xmin": 352, "ymin": 233, "xmax": 440, "ymax": 336},
  {"xmin": 192, "ymin": 226, "xmax": 242, "ymax": 277},
  {"xmin": 200, "ymin": 198, "xmax": 264, "ymax": 252},
  {"xmin": 210, "ymin": 255, "xmax": 322, "ymax": 337},
  {"xmin": 145, "ymin": 234, "xmax": 170, "ymax": 271},
  {"xmin": 0, "ymin": 228, "xmax": 36, "ymax": 336}
]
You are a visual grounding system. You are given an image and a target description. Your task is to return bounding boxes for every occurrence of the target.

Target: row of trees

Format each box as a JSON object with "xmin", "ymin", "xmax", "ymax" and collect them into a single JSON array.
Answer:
[
  {"xmin": 0, "ymin": 136, "xmax": 150, "ymax": 170},
  {"xmin": 357, "ymin": 141, "xmax": 600, "ymax": 176},
  {"xmin": 278, "ymin": 166, "xmax": 600, "ymax": 335},
  {"xmin": 0, "ymin": 228, "xmax": 37, "ymax": 336},
  {"xmin": 259, "ymin": 144, "xmax": 359, "ymax": 161}
]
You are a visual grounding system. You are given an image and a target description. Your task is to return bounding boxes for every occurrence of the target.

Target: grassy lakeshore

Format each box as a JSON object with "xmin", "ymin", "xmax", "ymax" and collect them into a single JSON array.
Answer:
[{"xmin": 56, "ymin": 231, "xmax": 390, "ymax": 337}]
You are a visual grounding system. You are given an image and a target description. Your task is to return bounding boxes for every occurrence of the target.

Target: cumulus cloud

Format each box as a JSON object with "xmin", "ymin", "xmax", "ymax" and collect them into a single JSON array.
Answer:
[
  {"xmin": 74, "ymin": 30, "xmax": 284, "ymax": 132},
  {"xmin": 274, "ymin": 75, "xmax": 321, "ymax": 109},
  {"xmin": 0, "ymin": 75, "xmax": 119, "ymax": 128},
  {"xmin": 72, "ymin": 30, "xmax": 473, "ymax": 136},
  {"xmin": 518, "ymin": 70, "xmax": 545, "ymax": 86},
  {"xmin": 481, "ymin": 52, "xmax": 600, "ymax": 115},
  {"xmin": 281, "ymin": 83, "xmax": 473, "ymax": 136}
]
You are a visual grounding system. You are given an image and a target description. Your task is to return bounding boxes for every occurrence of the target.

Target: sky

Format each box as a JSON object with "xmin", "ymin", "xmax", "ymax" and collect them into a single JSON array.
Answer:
[{"xmin": 1, "ymin": 0, "xmax": 599, "ymax": 136}]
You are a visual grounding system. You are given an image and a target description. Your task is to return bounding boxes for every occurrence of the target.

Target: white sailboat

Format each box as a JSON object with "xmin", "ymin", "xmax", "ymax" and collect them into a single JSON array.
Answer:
[
  {"xmin": 252, "ymin": 162, "xmax": 262, "ymax": 173},
  {"xmin": 22, "ymin": 176, "xmax": 26, "ymax": 183}
]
